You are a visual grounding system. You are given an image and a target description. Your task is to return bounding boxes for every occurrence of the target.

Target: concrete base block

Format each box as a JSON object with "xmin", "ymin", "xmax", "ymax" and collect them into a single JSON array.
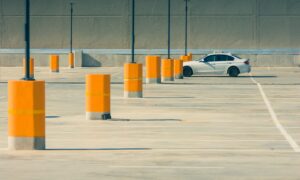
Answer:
[
  {"xmin": 86, "ymin": 112, "xmax": 111, "ymax": 120},
  {"xmin": 75, "ymin": 50, "xmax": 83, "ymax": 67},
  {"xmin": 8, "ymin": 137, "xmax": 45, "ymax": 150},
  {"xmin": 162, "ymin": 77, "xmax": 175, "ymax": 82},
  {"xmin": 51, "ymin": 70, "xmax": 59, "ymax": 73},
  {"xmin": 175, "ymin": 74, "xmax": 183, "ymax": 79},
  {"xmin": 124, "ymin": 91, "xmax": 143, "ymax": 98},
  {"xmin": 146, "ymin": 78, "xmax": 161, "ymax": 84}
]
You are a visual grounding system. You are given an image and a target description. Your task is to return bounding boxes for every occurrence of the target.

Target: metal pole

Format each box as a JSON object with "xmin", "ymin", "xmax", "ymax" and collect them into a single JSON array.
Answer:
[
  {"xmin": 70, "ymin": 2, "xmax": 73, "ymax": 53},
  {"xmin": 168, "ymin": 0, "xmax": 171, "ymax": 59},
  {"xmin": 185, "ymin": 0, "xmax": 188, "ymax": 56},
  {"xmin": 24, "ymin": 0, "xmax": 32, "ymax": 80},
  {"xmin": 131, "ymin": 0, "xmax": 135, "ymax": 63}
]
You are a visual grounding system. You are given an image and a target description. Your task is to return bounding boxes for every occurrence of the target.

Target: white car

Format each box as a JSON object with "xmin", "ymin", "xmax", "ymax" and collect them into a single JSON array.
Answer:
[{"xmin": 183, "ymin": 53, "xmax": 251, "ymax": 77}]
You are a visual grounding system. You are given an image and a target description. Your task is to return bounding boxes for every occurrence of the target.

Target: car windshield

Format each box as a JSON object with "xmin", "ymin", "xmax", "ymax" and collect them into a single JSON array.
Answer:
[{"xmin": 200, "ymin": 54, "xmax": 215, "ymax": 60}]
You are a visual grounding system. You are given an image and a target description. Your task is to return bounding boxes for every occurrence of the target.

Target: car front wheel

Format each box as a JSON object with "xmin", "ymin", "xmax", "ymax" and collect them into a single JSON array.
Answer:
[
  {"xmin": 228, "ymin": 67, "xmax": 240, "ymax": 77},
  {"xmin": 183, "ymin": 66, "xmax": 193, "ymax": 77}
]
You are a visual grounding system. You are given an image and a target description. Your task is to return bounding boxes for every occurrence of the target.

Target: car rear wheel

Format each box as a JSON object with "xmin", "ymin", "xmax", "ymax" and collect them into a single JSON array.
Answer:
[
  {"xmin": 183, "ymin": 66, "xmax": 193, "ymax": 77},
  {"xmin": 228, "ymin": 67, "xmax": 240, "ymax": 77}
]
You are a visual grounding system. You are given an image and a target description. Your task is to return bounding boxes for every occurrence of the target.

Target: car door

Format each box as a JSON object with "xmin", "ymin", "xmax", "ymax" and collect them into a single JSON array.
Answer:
[
  {"xmin": 194, "ymin": 55, "xmax": 216, "ymax": 74},
  {"xmin": 213, "ymin": 55, "xmax": 231, "ymax": 74}
]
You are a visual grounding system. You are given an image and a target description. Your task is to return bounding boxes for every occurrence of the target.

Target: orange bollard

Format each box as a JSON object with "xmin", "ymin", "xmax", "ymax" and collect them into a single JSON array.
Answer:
[
  {"xmin": 124, "ymin": 63, "xmax": 143, "ymax": 98},
  {"xmin": 69, "ymin": 52, "xmax": 75, "ymax": 68},
  {"xmin": 23, "ymin": 57, "xmax": 34, "ymax": 79},
  {"xmin": 86, "ymin": 74, "xmax": 111, "ymax": 120},
  {"xmin": 188, "ymin": 53, "xmax": 193, "ymax": 61},
  {"xmin": 180, "ymin": 55, "xmax": 191, "ymax": 62},
  {"xmin": 161, "ymin": 59, "xmax": 174, "ymax": 82},
  {"xmin": 8, "ymin": 80, "xmax": 45, "ymax": 150},
  {"xmin": 50, "ymin": 55, "xmax": 59, "ymax": 72},
  {"xmin": 174, "ymin": 59, "xmax": 183, "ymax": 79},
  {"xmin": 146, "ymin": 56, "xmax": 161, "ymax": 84}
]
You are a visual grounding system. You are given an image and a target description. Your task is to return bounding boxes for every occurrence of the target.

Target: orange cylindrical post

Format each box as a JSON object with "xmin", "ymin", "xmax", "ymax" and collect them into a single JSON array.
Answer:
[
  {"xmin": 124, "ymin": 63, "xmax": 143, "ymax": 98},
  {"xmin": 69, "ymin": 52, "xmax": 75, "ymax": 69},
  {"xmin": 161, "ymin": 59, "xmax": 174, "ymax": 82},
  {"xmin": 188, "ymin": 53, "xmax": 193, "ymax": 61},
  {"xmin": 23, "ymin": 57, "xmax": 34, "ymax": 79},
  {"xmin": 8, "ymin": 80, "xmax": 45, "ymax": 150},
  {"xmin": 86, "ymin": 74, "xmax": 111, "ymax": 120},
  {"xmin": 174, "ymin": 59, "xmax": 183, "ymax": 79},
  {"xmin": 146, "ymin": 56, "xmax": 161, "ymax": 84},
  {"xmin": 50, "ymin": 55, "xmax": 59, "ymax": 72},
  {"xmin": 180, "ymin": 55, "xmax": 191, "ymax": 62}
]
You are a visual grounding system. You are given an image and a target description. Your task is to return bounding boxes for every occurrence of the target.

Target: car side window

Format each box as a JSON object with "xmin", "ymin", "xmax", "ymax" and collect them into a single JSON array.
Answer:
[
  {"xmin": 204, "ymin": 55, "xmax": 215, "ymax": 62},
  {"xmin": 215, "ymin": 55, "xmax": 235, "ymax": 61},
  {"xmin": 215, "ymin": 55, "xmax": 227, "ymax": 62},
  {"xmin": 227, "ymin": 55, "xmax": 234, "ymax": 61}
]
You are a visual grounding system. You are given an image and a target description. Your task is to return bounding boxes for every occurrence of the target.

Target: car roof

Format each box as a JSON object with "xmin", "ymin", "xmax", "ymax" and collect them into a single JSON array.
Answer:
[{"xmin": 207, "ymin": 52, "xmax": 233, "ymax": 56}]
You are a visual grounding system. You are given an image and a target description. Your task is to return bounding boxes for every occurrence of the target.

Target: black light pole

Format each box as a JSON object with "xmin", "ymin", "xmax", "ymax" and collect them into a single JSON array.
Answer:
[
  {"xmin": 131, "ymin": 0, "xmax": 135, "ymax": 63},
  {"xmin": 184, "ymin": 0, "xmax": 188, "ymax": 56},
  {"xmin": 167, "ymin": 0, "xmax": 171, "ymax": 59},
  {"xmin": 24, "ymin": 0, "xmax": 33, "ymax": 80},
  {"xmin": 70, "ymin": 2, "xmax": 74, "ymax": 53}
]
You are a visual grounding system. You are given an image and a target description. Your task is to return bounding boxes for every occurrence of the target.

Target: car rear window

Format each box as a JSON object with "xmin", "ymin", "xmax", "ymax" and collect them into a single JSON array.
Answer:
[{"xmin": 232, "ymin": 54, "xmax": 242, "ymax": 59}]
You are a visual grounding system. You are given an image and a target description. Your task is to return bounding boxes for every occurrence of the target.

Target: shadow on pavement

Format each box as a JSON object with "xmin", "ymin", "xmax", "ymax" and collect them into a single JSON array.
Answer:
[
  {"xmin": 144, "ymin": 96, "xmax": 194, "ymax": 99},
  {"xmin": 191, "ymin": 75, "xmax": 277, "ymax": 78},
  {"xmin": 46, "ymin": 116, "xmax": 60, "ymax": 119},
  {"xmin": 47, "ymin": 148, "xmax": 151, "ymax": 151},
  {"xmin": 110, "ymin": 118, "xmax": 182, "ymax": 122}
]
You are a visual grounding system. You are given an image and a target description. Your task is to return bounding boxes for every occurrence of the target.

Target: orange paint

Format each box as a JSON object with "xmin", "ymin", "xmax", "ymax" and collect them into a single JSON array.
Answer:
[
  {"xmin": 23, "ymin": 57, "xmax": 34, "ymax": 77},
  {"xmin": 146, "ymin": 56, "xmax": 161, "ymax": 79},
  {"xmin": 86, "ymin": 74, "xmax": 111, "ymax": 113},
  {"xmin": 174, "ymin": 59, "xmax": 183, "ymax": 76},
  {"xmin": 69, "ymin": 53, "xmax": 75, "ymax": 68},
  {"xmin": 161, "ymin": 59, "xmax": 174, "ymax": 78},
  {"xmin": 50, "ymin": 55, "xmax": 59, "ymax": 72},
  {"xmin": 124, "ymin": 63, "xmax": 143, "ymax": 92},
  {"xmin": 8, "ymin": 80, "xmax": 45, "ymax": 137}
]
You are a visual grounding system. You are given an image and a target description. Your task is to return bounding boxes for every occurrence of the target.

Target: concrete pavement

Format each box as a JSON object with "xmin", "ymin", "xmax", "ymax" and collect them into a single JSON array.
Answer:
[{"xmin": 0, "ymin": 67, "xmax": 299, "ymax": 179}]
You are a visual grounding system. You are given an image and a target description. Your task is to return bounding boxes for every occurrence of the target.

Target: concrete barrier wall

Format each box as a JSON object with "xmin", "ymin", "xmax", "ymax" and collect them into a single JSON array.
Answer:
[
  {"xmin": 1, "ymin": 49, "xmax": 299, "ymax": 67},
  {"xmin": 0, "ymin": 0, "xmax": 300, "ymax": 67}
]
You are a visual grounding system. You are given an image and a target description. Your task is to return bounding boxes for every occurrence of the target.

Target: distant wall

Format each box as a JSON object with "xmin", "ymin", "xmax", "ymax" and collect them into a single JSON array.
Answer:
[
  {"xmin": 1, "ymin": 0, "xmax": 300, "ymax": 67},
  {"xmin": 0, "ymin": 49, "xmax": 299, "ymax": 67}
]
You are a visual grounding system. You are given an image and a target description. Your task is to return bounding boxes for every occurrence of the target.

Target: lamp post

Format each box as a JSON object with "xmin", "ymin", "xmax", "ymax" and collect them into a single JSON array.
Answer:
[
  {"xmin": 70, "ymin": 2, "xmax": 73, "ymax": 54},
  {"xmin": 131, "ymin": 0, "xmax": 135, "ymax": 63},
  {"xmin": 180, "ymin": 0, "xmax": 192, "ymax": 62},
  {"xmin": 8, "ymin": 0, "xmax": 45, "ymax": 151},
  {"xmin": 124, "ymin": 0, "xmax": 142, "ymax": 98},
  {"xmin": 184, "ymin": 0, "xmax": 189, "ymax": 56},
  {"xmin": 167, "ymin": 0, "xmax": 171, "ymax": 59},
  {"xmin": 23, "ymin": 0, "xmax": 33, "ymax": 80}
]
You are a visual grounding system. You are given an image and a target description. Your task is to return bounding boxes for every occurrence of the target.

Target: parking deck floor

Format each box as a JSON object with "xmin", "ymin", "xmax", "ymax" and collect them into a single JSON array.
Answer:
[{"xmin": 0, "ymin": 67, "xmax": 299, "ymax": 179}]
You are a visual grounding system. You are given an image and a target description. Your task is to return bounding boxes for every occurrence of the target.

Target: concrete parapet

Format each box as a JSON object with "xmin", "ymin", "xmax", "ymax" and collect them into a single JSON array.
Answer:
[{"xmin": 0, "ymin": 49, "xmax": 300, "ymax": 67}]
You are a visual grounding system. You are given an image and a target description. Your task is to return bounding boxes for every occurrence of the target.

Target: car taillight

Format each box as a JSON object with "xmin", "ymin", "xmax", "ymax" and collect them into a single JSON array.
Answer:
[{"xmin": 244, "ymin": 60, "xmax": 250, "ymax": 65}]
